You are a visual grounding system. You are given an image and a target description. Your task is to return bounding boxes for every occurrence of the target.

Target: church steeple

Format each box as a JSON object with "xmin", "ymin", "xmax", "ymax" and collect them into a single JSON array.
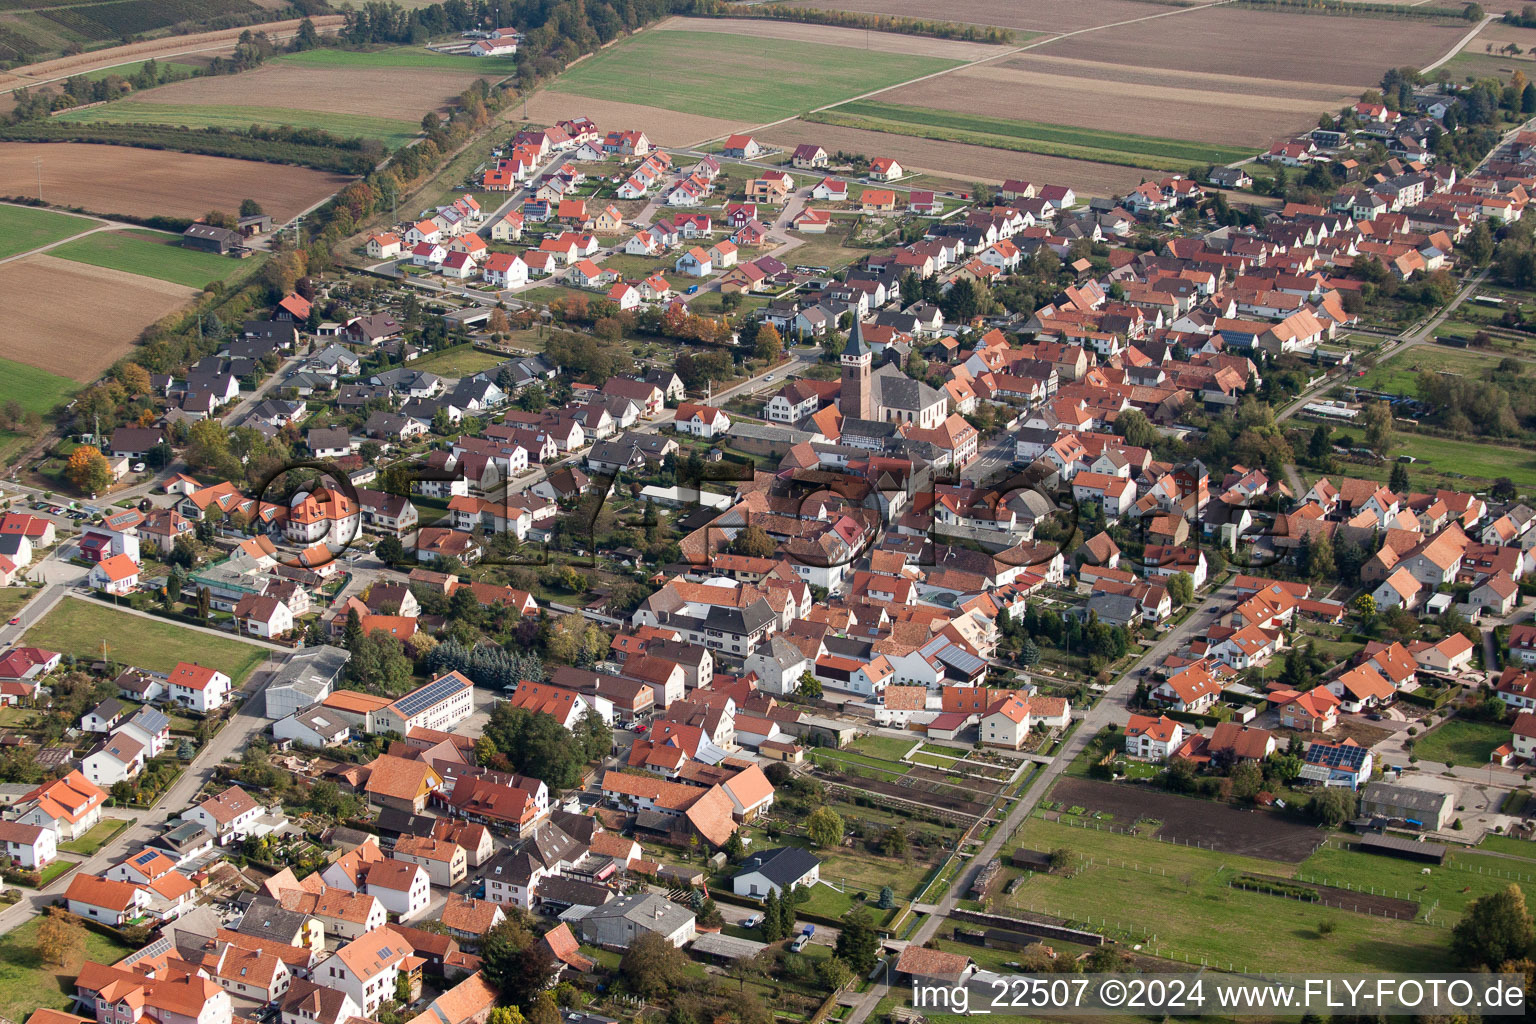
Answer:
[{"xmin": 839, "ymin": 316, "xmax": 872, "ymax": 420}]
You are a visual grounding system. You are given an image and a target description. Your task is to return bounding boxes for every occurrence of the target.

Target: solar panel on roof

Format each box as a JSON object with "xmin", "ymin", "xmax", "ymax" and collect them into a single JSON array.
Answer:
[
  {"xmin": 392, "ymin": 675, "xmax": 467, "ymax": 717},
  {"xmin": 133, "ymin": 850, "xmax": 156, "ymax": 865},
  {"xmin": 1306, "ymin": 743, "xmax": 1367, "ymax": 769}
]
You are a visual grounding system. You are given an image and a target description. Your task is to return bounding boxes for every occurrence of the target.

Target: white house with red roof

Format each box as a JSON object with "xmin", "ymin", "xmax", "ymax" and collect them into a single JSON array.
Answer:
[
  {"xmin": 366, "ymin": 234, "xmax": 402, "ymax": 259},
  {"xmin": 326, "ymin": 926, "xmax": 412, "ymax": 1015},
  {"xmin": 868, "ymin": 157, "xmax": 903, "ymax": 181},
  {"xmin": 167, "ymin": 661, "xmax": 233, "ymax": 712},
  {"xmin": 183, "ymin": 785, "xmax": 265, "ymax": 845},
  {"xmin": 980, "ymin": 694, "xmax": 1031, "ymax": 750},
  {"xmin": 65, "ymin": 873, "xmax": 150, "ymax": 925},
  {"xmin": 88, "ymin": 552, "xmax": 140, "ymax": 596},
  {"xmin": 1152, "ymin": 661, "xmax": 1222, "ymax": 713},
  {"xmin": 1125, "ymin": 713, "xmax": 1183, "ymax": 760},
  {"xmin": 1276, "ymin": 686, "xmax": 1340, "ymax": 732},
  {"xmin": 672, "ymin": 403, "xmax": 730, "ymax": 439},
  {"xmin": 0, "ymin": 645, "xmax": 60, "ymax": 682},
  {"xmin": 0, "ymin": 820, "xmax": 55, "ymax": 868},
  {"xmin": 12, "ymin": 770, "xmax": 105, "ymax": 840}
]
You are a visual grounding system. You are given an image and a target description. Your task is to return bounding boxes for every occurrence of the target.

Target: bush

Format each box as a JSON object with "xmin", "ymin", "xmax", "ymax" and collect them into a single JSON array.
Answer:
[{"xmin": 1232, "ymin": 874, "xmax": 1319, "ymax": 902}]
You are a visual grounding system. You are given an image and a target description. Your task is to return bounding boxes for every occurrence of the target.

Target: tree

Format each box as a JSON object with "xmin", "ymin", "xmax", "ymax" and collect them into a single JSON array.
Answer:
[
  {"xmin": 620, "ymin": 932, "xmax": 688, "ymax": 999},
  {"xmin": 877, "ymin": 886, "xmax": 895, "ymax": 910},
  {"xmin": 1229, "ymin": 761, "xmax": 1263, "ymax": 800},
  {"xmin": 1389, "ymin": 460, "xmax": 1410, "ymax": 493},
  {"xmin": 1016, "ymin": 637, "xmax": 1040, "ymax": 667},
  {"xmin": 762, "ymin": 890, "xmax": 784, "ymax": 941},
  {"xmin": 239, "ymin": 198, "xmax": 265, "ymax": 218},
  {"xmin": 754, "ymin": 323, "xmax": 783, "ymax": 363},
  {"xmin": 1167, "ymin": 571, "xmax": 1194, "ymax": 607},
  {"xmin": 66, "ymin": 445, "xmax": 112, "ymax": 494},
  {"xmin": 1307, "ymin": 787, "xmax": 1357, "ymax": 826},
  {"xmin": 1454, "ymin": 885, "xmax": 1535, "ymax": 969},
  {"xmin": 377, "ymin": 536, "xmax": 406, "ymax": 564},
  {"xmin": 1360, "ymin": 400, "xmax": 1393, "ymax": 454},
  {"xmin": 488, "ymin": 1009, "xmax": 525, "ymax": 1024},
  {"xmin": 815, "ymin": 957, "xmax": 853, "ymax": 990},
  {"xmin": 1307, "ymin": 423, "xmax": 1332, "ymax": 462},
  {"xmin": 37, "ymin": 909, "xmax": 85, "ymax": 968},
  {"xmin": 836, "ymin": 907, "xmax": 880, "ymax": 973},
  {"xmin": 806, "ymin": 806, "xmax": 844, "ymax": 848},
  {"xmin": 723, "ymin": 829, "xmax": 746, "ymax": 863},
  {"xmin": 196, "ymin": 586, "xmax": 211, "ymax": 621},
  {"xmin": 527, "ymin": 994, "xmax": 560, "ymax": 1024},
  {"xmin": 1305, "ymin": 530, "xmax": 1337, "ymax": 581},
  {"xmin": 731, "ymin": 524, "xmax": 776, "ymax": 559},
  {"xmin": 1354, "ymin": 593, "xmax": 1377, "ymax": 617},
  {"xmin": 1114, "ymin": 408, "xmax": 1157, "ymax": 448},
  {"xmin": 798, "ymin": 672, "xmax": 822, "ymax": 700}
]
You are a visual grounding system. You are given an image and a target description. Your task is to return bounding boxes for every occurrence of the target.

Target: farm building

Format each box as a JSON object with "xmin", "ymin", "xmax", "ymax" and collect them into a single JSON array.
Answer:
[
  {"xmin": 1359, "ymin": 781, "xmax": 1453, "ymax": 829},
  {"xmin": 183, "ymin": 224, "xmax": 241, "ymax": 254}
]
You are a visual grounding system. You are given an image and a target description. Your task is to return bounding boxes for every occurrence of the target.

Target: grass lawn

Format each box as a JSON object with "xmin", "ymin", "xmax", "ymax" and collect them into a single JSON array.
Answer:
[
  {"xmin": 0, "ymin": 588, "xmax": 36, "ymax": 623},
  {"xmin": 273, "ymin": 46, "xmax": 521, "ymax": 76},
  {"xmin": 0, "ymin": 204, "xmax": 97, "ymax": 261},
  {"xmin": 58, "ymin": 817, "xmax": 129, "ymax": 855},
  {"xmin": 49, "ymin": 229, "xmax": 246, "ymax": 289},
  {"xmin": 848, "ymin": 734, "xmax": 918, "ymax": 761},
  {"xmin": 0, "ymin": 914, "xmax": 133, "ymax": 1021},
  {"xmin": 1351, "ymin": 345, "xmax": 1508, "ymax": 398},
  {"xmin": 553, "ymin": 29, "xmax": 960, "ymax": 122},
  {"xmin": 404, "ymin": 345, "xmax": 507, "ymax": 378},
  {"xmin": 1478, "ymin": 834, "xmax": 1536, "ymax": 860},
  {"xmin": 0, "ymin": 356, "xmax": 78, "ymax": 416},
  {"xmin": 1372, "ymin": 431, "xmax": 1536, "ymax": 489},
  {"xmin": 79, "ymin": 59, "xmax": 199, "ymax": 83},
  {"xmin": 26, "ymin": 600, "xmax": 269, "ymax": 684},
  {"xmin": 35, "ymin": 861, "xmax": 74, "ymax": 887},
  {"xmin": 56, "ymin": 102, "xmax": 420, "ymax": 148},
  {"xmin": 1410, "ymin": 717, "xmax": 1510, "ymax": 766},
  {"xmin": 810, "ymin": 748, "xmax": 908, "ymax": 776},
  {"xmin": 1300, "ymin": 841, "xmax": 1536, "ymax": 925},
  {"xmin": 814, "ymin": 101, "xmax": 1252, "ymax": 171},
  {"xmin": 1009, "ymin": 818, "xmax": 1445, "ymax": 972},
  {"xmin": 1259, "ymin": 638, "xmax": 1364, "ymax": 678}
]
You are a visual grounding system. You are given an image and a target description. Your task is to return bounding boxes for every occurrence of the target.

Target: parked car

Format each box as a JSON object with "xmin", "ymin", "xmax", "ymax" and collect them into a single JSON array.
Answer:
[
  {"xmin": 790, "ymin": 935, "xmax": 808, "ymax": 952},
  {"xmin": 743, "ymin": 914, "xmax": 761, "ymax": 928}
]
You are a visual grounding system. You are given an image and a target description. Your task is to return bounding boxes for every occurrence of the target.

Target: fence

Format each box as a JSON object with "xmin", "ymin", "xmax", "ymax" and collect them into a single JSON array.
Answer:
[{"xmin": 1043, "ymin": 811, "xmax": 1224, "ymax": 851}]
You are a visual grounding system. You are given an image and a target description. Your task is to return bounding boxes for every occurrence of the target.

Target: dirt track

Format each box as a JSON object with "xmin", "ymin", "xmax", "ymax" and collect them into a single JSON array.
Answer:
[{"xmin": 0, "ymin": 16, "xmax": 347, "ymax": 91}]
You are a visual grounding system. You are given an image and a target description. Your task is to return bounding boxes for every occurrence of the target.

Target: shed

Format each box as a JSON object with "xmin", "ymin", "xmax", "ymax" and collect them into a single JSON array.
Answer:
[
  {"xmin": 183, "ymin": 223, "xmax": 241, "ymax": 254},
  {"xmin": 691, "ymin": 932, "xmax": 768, "ymax": 962},
  {"xmin": 1360, "ymin": 781, "xmax": 1454, "ymax": 830},
  {"xmin": 1356, "ymin": 832, "xmax": 1447, "ymax": 864}
]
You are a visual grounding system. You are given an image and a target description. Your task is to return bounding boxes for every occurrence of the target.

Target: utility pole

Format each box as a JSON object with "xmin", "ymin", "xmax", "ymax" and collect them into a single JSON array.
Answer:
[{"xmin": 34, "ymin": 157, "xmax": 42, "ymax": 202}]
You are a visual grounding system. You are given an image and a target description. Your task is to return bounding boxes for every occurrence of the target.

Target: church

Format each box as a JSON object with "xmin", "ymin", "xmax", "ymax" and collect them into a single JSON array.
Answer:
[{"xmin": 839, "ymin": 318, "xmax": 947, "ymax": 430}]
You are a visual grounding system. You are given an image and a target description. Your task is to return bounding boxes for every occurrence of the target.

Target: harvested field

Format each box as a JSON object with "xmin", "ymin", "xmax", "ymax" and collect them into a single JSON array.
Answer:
[
  {"xmin": 105, "ymin": 63, "xmax": 490, "ymax": 124},
  {"xmin": 1050, "ymin": 778, "xmax": 1325, "ymax": 862},
  {"xmin": 0, "ymin": 254, "xmax": 197, "ymax": 381},
  {"xmin": 883, "ymin": 56, "xmax": 1353, "ymax": 149},
  {"xmin": 0, "ymin": 143, "xmax": 351, "ymax": 221},
  {"xmin": 758, "ymin": 119, "xmax": 1147, "ymax": 196},
  {"xmin": 520, "ymin": 92, "xmax": 743, "ymax": 148},
  {"xmin": 1028, "ymin": 8, "xmax": 1465, "ymax": 87},
  {"xmin": 652, "ymin": 15, "xmax": 1008, "ymax": 59},
  {"xmin": 58, "ymin": 102, "xmax": 420, "ymax": 149},
  {"xmin": 778, "ymin": 0, "xmax": 1185, "ymax": 33},
  {"xmin": 0, "ymin": 15, "xmax": 345, "ymax": 90}
]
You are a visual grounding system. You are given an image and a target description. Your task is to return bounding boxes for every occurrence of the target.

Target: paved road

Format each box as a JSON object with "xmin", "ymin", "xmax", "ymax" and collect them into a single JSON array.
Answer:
[{"xmin": 844, "ymin": 582, "xmax": 1235, "ymax": 1024}]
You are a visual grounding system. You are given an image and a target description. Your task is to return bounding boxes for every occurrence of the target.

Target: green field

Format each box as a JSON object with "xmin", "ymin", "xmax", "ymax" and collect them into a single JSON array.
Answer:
[
  {"xmin": 56, "ymin": 102, "xmax": 420, "ymax": 148},
  {"xmin": 79, "ymin": 59, "xmax": 200, "ymax": 83},
  {"xmin": 405, "ymin": 345, "xmax": 509, "ymax": 378},
  {"xmin": 273, "ymin": 46, "xmax": 520, "ymax": 76},
  {"xmin": 1008, "ymin": 818, "xmax": 1446, "ymax": 972},
  {"xmin": 552, "ymin": 30, "xmax": 961, "ymax": 122},
  {"xmin": 1390, "ymin": 432, "xmax": 1536, "ymax": 488},
  {"xmin": 848, "ymin": 734, "xmax": 918, "ymax": 761},
  {"xmin": 1352, "ymin": 346, "xmax": 1508, "ymax": 397},
  {"xmin": 1300, "ymin": 841, "xmax": 1536, "ymax": 924},
  {"xmin": 0, "ymin": 589, "xmax": 36, "ymax": 624},
  {"xmin": 1410, "ymin": 717, "xmax": 1510, "ymax": 766},
  {"xmin": 0, "ymin": 204, "xmax": 98, "ymax": 261},
  {"xmin": 49, "ymin": 229, "xmax": 244, "ymax": 289},
  {"xmin": 0, "ymin": 356, "xmax": 78, "ymax": 416},
  {"xmin": 810, "ymin": 100, "xmax": 1254, "ymax": 172},
  {"xmin": 0, "ymin": 913, "xmax": 133, "ymax": 1023},
  {"xmin": 26, "ymin": 599, "xmax": 269, "ymax": 684}
]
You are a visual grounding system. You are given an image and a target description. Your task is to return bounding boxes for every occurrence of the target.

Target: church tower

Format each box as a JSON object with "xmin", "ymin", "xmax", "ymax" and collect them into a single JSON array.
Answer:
[{"xmin": 839, "ymin": 317, "xmax": 872, "ymax": 420}]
